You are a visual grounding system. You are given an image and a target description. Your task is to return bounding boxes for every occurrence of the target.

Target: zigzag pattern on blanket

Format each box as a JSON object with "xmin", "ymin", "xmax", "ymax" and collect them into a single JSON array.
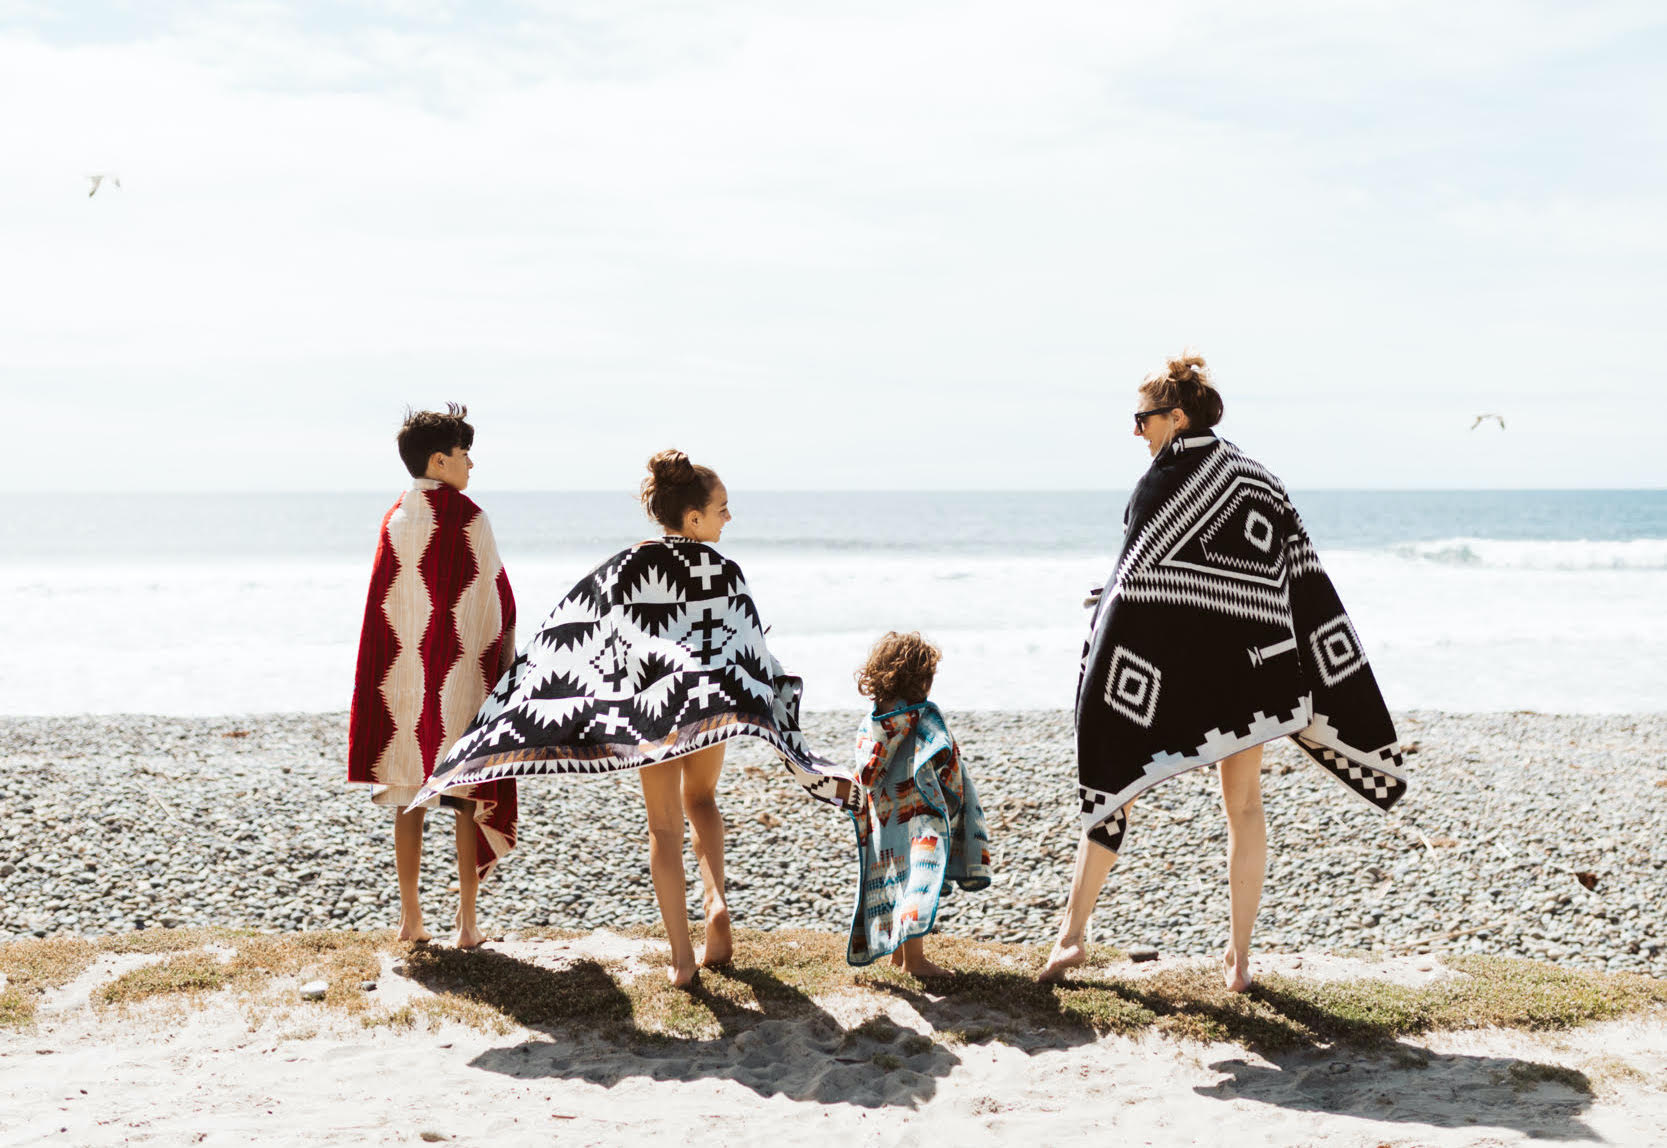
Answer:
[{"xmin": 412, "ymin": 537, "xmax": 854, "ymax": 810}]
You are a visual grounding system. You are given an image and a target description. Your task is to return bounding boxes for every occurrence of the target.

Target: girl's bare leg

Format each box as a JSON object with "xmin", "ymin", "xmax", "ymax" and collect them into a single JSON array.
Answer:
[
  {"xmin": 680, "ymin": 744, "xmax": 731, "ymax": 967},
  {"xmin": 899, "ymin": 935, "xmax": 952, "ymax": 978},
  {"xmin": 640, "ymin": 760, "xmax": 697, "ymax": 986},
  {"xmin": 1039, "ymin": 831, "xmax": 1119, "ymax": 982},
  {"xmin": 453, "ymin": 811, "xmax": 484, "ymax": 949},
  {"xmin": 394, "ymin": 806, "xmax": 432, "ymax": 942},
  {"xmin": 1218, "ymin": 744, "xmax": 1267, "ymax": 993}
]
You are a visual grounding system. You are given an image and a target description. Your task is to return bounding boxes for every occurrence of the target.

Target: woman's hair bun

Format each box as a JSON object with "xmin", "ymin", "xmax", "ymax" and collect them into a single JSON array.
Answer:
[
  {"xmin": 1166, "ymin": 352, "xmax": 1207, "ymax": 387},
  {"xmin": 1140, "ymin": 348, "xmax": 1224, "ymax": 430},
  {"xmin": 641, "ymin": 449, "xmax": 721, "ymax": 532}
]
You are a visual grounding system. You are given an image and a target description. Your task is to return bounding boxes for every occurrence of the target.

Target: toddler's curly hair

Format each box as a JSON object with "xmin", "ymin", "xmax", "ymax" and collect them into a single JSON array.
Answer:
[{"xmin": 855, "ymin": 631, "xmax": 941, "ymax": 709}]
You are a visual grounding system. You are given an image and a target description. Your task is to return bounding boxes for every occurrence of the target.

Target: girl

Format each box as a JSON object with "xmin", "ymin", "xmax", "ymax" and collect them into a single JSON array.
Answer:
[{"xmin": 410, "ymin": 450, "xmax": 854, "ymax": 987}]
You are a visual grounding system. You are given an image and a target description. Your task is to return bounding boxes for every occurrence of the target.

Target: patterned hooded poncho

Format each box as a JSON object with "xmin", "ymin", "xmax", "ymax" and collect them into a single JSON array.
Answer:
[
  {"xmin": 410, "ymin": 538, "xmax": 855, "ymax": 811},
  {"xmin": 1077, "ymin": 432, "xmax": 1407, "ymax": 853},
  {"xmin": 846, "ymin": 702, "xmax": 991, "ymax": 965}
]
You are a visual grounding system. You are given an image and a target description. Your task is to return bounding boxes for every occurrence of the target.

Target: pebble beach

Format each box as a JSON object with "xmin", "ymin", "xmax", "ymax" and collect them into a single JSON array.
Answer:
[{"xmin": 3, "ymin": 710, "xmax": 1664, "ymax": 977}]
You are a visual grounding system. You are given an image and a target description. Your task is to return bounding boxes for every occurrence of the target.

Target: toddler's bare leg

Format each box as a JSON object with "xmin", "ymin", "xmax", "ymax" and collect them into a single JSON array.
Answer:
[
  {"xmin": 641, "ymin": 760, "xmax": 697, "ymax": 986},
  {"xmin": 394, "ymin": 806, "xmax": 432, "ymax": 942},
  {"xmin": 453, "ymin": 811, "xmax": 484, "ymax": 949},
  {"xmin": 680, "ymin": 744, "xmax": 731, "ymax": 967},
  {"xmin": 899, "ymin": 935, "xmax": 952, "ymax": 978}
]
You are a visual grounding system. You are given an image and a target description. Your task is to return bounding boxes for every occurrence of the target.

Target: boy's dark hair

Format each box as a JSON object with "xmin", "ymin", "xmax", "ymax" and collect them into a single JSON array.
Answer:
[
  {"xmin": 855, "ymin": 631, "xmax": 941, "ymax": 710},
  {"xmin": 397, "ymin": 403, "xmax": 474, "ymax": 478}
]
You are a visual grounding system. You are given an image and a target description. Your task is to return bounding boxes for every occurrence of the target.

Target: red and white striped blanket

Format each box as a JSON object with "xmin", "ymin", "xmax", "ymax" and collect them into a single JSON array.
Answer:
[{"xmin": 347, "ymin": 478, "xmax": 518, "ymax": 877}]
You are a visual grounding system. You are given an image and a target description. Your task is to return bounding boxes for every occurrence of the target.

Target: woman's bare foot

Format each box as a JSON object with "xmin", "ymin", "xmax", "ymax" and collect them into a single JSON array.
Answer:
[
  {"xmin": 1038, "ymin": 939, "xmax": 1088, "ymax": 983},
  {"xmin": 1223, "ymin": 946, "xmax": 1252, "ymax": 993},
  {"xmin": 699, "ymin": 905, "xmax": 733, "ymax": 967},
  {"xmin": 453, "ymin": 921, "xmax": 486, "ymax": 950},
  {"xmin": 667, "ymin": 959, "xmax": 698, "ymax": 989},
  {"xmin": 902, "ymin": 955, "xmax": 954, "ymax": 979},
  {"xmin": 889, "ymin": 951, "xmax": 904, "ymax": 968}
]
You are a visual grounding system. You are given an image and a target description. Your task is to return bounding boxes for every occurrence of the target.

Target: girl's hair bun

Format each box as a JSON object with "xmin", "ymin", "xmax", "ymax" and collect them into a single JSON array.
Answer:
[
  {"xmin": 648, "ymin": 448, "xmax": 697, "ymax": 485},
  {"xmin": 641, "ymin": 449, "xmax": 721, "ymax": 532}
]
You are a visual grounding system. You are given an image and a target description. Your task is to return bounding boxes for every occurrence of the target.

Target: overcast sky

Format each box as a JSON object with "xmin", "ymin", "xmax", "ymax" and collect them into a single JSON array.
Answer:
[{"xmin": 3, "ymin": 1, "xmax": 1664, "ymax": 493}]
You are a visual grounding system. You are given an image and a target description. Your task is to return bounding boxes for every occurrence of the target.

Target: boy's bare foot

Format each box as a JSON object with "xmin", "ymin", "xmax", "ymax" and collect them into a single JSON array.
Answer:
[
  {"xmin": 1038, "ymin": 940, "xmax": 1088, "ymax": 983},
  {"xmin": 699, "ymin": 905, "xmax": 733, "ymax": 967},
  {"xmin": 453, "ymin": 922, "xmax": 486, "ymax": 950},
  {"xmin": 1223, "ymin": 947, "xmax": 1252, "ymax": 993},
  {"xmin": 902, "ymin": 955, "xmax": 954, "ymax": 979}
]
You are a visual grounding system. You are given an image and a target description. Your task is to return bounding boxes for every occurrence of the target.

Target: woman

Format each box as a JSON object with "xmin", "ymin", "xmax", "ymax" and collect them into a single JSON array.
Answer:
[
  {"xmin": 410, "ymin": 449, "xmax": 854, "ymax": 986},
  {"xmin": 1039, "ymin": 352, "xmax": 1408, "ymax": 991}
]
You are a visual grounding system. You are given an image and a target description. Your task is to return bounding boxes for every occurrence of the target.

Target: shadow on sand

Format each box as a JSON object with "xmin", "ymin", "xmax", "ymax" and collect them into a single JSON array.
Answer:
[
  {"xmin": 407, "ymin": 946, "xmax": 959, "ymax": 1108},
  {"xmin": 408, "ymin": 947, "xmax": 1602, "ymax": 1133}
]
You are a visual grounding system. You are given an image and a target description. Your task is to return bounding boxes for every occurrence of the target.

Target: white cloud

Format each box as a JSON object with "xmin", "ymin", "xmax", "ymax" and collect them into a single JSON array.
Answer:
[{"xmin": 1, "ymin": 0, "xmax": 1663, "ymax": 490}]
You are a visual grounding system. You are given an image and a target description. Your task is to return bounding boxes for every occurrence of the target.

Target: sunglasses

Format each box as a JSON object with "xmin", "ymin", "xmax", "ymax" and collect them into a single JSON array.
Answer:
[{"xmin": 1133, "ymin": 405, "xmax": 1178, "ymax": 430}]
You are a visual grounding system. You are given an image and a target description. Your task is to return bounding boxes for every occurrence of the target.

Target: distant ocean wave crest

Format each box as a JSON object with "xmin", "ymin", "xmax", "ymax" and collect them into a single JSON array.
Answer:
[{"xmin": 1384, "ymin": 538, "xmax": 1667, "ymax": 571}]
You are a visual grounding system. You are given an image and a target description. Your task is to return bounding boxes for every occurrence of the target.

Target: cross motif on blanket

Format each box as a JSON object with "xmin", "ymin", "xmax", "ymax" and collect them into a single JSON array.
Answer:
[
  {"xmin": 687, "ymin": 554, "xmax": 724, "ymax": 591},
  {"xmin": 688, "ymin": 678, "xmax": 726, "ymax": 709},
  {"xmin": 595, "ymin": 706, "xmax": 631, "ymax": 735},
  {"xmin": 689, "ymin": 607, "xmax": 725, "ymax": 666},
  {"xmin": 595, "ymin": 634, "xmax": 630, "ymax": 689}
]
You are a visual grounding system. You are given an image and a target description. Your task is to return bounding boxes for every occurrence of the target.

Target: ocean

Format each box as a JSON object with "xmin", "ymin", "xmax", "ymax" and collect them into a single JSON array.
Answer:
[{"xmin": 3, "ymin": 490, "xmax": 1664, "ymax": 715}]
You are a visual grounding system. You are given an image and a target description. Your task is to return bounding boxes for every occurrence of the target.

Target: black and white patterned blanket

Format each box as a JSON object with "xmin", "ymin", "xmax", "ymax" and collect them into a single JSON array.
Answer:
[
  {"xmin": 411, "ymin": 538, "xmax": 856, "ymax": 810},
  {"xmin": 1077, "ymin": 432, "xmax": 1407, "ymax": 853}
]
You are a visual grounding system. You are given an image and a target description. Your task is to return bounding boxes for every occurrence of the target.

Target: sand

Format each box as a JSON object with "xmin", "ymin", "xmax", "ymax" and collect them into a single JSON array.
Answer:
[{"xmin": 4, "ymin": 934, "xmax": 1664, "ymax": 1148}]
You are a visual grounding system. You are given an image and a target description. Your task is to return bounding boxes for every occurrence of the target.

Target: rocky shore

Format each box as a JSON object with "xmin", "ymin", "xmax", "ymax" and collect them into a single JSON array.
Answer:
[{"xmin": 2, "ymin": 711, "xmax": 1662, "ymax": 976}]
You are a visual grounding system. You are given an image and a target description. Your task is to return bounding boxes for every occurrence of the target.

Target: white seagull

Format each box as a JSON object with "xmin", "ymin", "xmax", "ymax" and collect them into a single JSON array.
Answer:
[
  {"xmin": 1470, "ymin": 413, "xmax": 1506, "ymax": 431},
  {"xmin": 87, "ymin": 174, "xmax": 122, "ymax": 197}
]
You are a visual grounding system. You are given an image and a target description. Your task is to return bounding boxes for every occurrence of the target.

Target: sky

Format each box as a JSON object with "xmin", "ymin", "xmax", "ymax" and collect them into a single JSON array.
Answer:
[{"xmin": 2, "ymin": 0, "xmax": 1664, "ymax": 493}]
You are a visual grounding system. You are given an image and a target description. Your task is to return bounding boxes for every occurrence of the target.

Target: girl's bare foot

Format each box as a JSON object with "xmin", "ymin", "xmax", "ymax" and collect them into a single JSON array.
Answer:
[
  {"xmin": 889, "ymin": 951, "xmax": 904, "ymax": 968},
  {"xmin": 453, "ymin": 921, "xmax": 486, "ymax": 950},
  {"xmin": 1224, "ymin": 946, "xmax": 1252, "ymax": 993},
  {"xmin": 902, "ymin": 955, "xmax": 954, "ymax": 979},
  {"xmin": 1038, "ymin": 940, "xmax": 1088, "ymax": 983},
  {"xmin": 699, "ymin": 905, "xmax": 733, "ymax": 967},
  {"xmin": 667, "ymin": 959, "xmax": 698, "ymax": 989}
]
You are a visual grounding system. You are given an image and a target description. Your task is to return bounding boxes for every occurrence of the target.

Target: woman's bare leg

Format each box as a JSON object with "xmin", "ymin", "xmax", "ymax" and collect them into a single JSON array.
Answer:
[
  {"xmin": 680, "ymin": 744, "xmax": 731, "ymax": 967},
  {"xmin": 453, "ymin": 811, "xmax": 484, "ymax": 950},
  {"xmin": 1218, "ymin": 744, "xmax": 1267, "ymax": 993},
  {"xmin": 640, "ymin": 760, "xmax": 697, "ymax": 986},
  {"xmin": 394, "ymin": 806, "xmax": 432, "ymax": 942},
  {"xmin": 1039, "ymin": 832, "xmax": 1119, "ymax": 982}
]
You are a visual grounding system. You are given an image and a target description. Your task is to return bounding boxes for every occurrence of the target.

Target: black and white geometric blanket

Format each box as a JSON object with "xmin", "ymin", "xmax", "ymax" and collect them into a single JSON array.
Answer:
[
  {"xmin": 411, "ymin": 538, "xmax": 857, "ymax": 811},
  {"xmin": 1077, "ymin": 432, "xmax": 1407, "ymax": 853}
]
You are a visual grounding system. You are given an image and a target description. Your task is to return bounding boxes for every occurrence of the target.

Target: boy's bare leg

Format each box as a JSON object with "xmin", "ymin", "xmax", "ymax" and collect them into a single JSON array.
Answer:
[
  {"xmin": 680, "ymin": 744, "xmax": 731, "ymax": 967},
  {"xmin": 641, "ymin": 760, "xmax": 697, "ymax": 987},
  {"xmin": 1218, "ymin": 744, "xmax": 1266, "ymax": 993},
  {"xmin": 899, "ymin": 935, "xmax": 952, "ymax": 978},
  {"xmin": 394, "ymin": 807, "xmax": 432, "ymax": 942},
  {"xmin": 453, "ymin": 811, "xmax": 484, "ymax": 949},
  {"xmin": 1039, "ymin": 831, "xmax": 1119, "ymax": 982}
]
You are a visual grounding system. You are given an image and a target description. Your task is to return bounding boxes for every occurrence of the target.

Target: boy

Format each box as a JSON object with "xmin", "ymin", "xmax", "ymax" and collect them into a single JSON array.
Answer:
[{"xmin": 347, "ymin": 403, "xmax": 518, "ymax": 948}]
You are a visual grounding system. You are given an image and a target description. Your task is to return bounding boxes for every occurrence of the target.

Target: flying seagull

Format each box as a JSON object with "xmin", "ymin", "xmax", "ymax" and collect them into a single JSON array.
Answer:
[
  {"xmin": 1470, "ymin": 413, "xmax": 1506, "ymax": 430},
  {"xmin": 86, "ymin": 174, "xmax": 122, "ymax": 197}
]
